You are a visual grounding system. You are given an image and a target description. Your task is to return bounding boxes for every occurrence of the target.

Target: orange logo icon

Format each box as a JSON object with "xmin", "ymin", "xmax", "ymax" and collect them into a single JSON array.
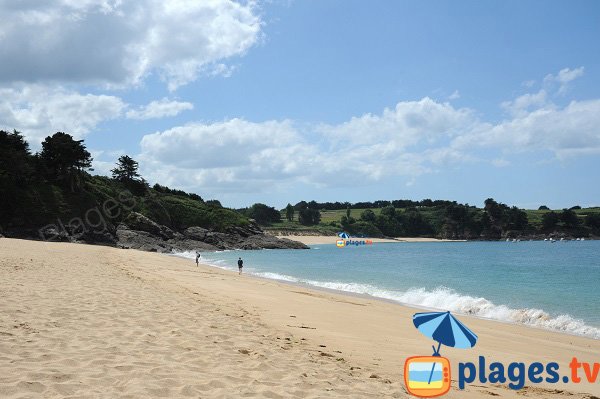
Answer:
[{"xmin": 404, "ymin": 356, "xmax": 451, "ymax": 397}]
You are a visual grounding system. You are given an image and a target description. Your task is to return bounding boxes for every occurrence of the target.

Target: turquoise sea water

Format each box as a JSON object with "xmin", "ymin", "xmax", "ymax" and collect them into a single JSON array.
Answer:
[{"xmin": 175, "ymin": 240, "xmax": 600, "ymax": 339}]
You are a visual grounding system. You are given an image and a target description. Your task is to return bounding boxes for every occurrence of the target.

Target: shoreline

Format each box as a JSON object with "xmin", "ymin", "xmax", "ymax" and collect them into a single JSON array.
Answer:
[
  {"xmin": 272, "ymin": 234, "xmax": 598, "ymax": 246},
  {"xmin": 183, "ymin": 251, "xmax": 600, "ymax": 341},
  {"xmin": 2, "ymin": 238, "xmax": 599, "ymax": 398}
]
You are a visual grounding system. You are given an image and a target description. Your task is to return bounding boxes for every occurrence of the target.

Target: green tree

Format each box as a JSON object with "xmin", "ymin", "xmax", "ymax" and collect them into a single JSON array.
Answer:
[
  {"xmin": 542, "ymin": 211, "xmax": 560, "ymax": 230},
  {"xmin": 39, "ymin": 132, "xmax": 92, "ymax": 191},
  {"xmin": 0, "ymin": 130, "xmax": 35, "ymax": 227},
  {"xmin": 294, "ymin": 200, "xmax": 308, "ymax": 210},
  {"xmin": 560, "ymin": 209, "xmax": 579, "ymax": 228},
  {"xmin": 340, "ymin": 215, "xmax": 356, "ymax": 228},
  {"xmin": 380, "ymin": 205, "xmax": 396, "ymax": 218},
  {"xmin": 585, "ymin": 213, "xmax": 600, "ymax": 233},
  {"xmin": 484, "ymin": 198, "xmax": 503, "ymax": 220},
  {"xmin": 298, "ymin": 208, "xmax": 321, "ymax": 225},
  {"xmin": 505, "ymin": 206, "xmax": 528, "ymax": 230},
  {"xmin": 402, "ymin": 209, "xmax": 434, "ymax": 237},
  {"xmin": 360, "ymin": 209, "xmax": 376, "ymax": 223},
  {"xmin": 285, "ymin": 203, "xmax": 294, "ymax": 221},
  {"xmin": 538, "ymin": 205, "xmax": 550, "ymax": 210},
  {"xmin": 374, "ymin": 213, "xmax": 402, "ymax": 236},
  {"xmin": 112, "ymin": 155, "xmax": 140, "ymax": 183},
  {"xmin": 0, "ymin": 130, "xmax": 33, "ymax": 185},
  {"xmin": 247, "ymin": 203, "xmax": 281, "ymax": 225}
]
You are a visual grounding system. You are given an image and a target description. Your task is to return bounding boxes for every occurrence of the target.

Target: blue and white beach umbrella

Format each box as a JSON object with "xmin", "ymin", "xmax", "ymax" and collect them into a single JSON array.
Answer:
[
  {"xmin": 337, "ymin": 232, "xmax": 350, "ymax": 239},
  {"xmin": 413, "ymin": 311, "xmax": 478, "ymax": 354},
  {"xmin": 413, "ymin": 311, "xmax": 478, "ymax": 385}
]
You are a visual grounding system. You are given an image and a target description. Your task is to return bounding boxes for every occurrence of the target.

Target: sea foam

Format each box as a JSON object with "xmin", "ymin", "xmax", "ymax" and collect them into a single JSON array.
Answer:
[{"xmin": 171, "ymin": 251, "xmax": 600, "ymax": 339}]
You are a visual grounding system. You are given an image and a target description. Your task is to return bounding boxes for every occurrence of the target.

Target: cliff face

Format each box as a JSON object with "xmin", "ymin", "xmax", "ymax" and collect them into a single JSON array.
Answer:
[
  {"xmin": 114, "ymin": 212, "xmax": 308, "ymax": 252},
  {"xmin": 25, "ymin": 211, "xmax": 308, "ymax": 252}
]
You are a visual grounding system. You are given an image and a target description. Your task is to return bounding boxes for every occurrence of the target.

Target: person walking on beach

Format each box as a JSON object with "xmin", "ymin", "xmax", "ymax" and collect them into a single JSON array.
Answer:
[
  {"xmin": 195, "ymin": 252, "xmax": 200, "ymax": 267},
  {"xmin": 237, "ymin": 257, "xmax": 243, "ymax": 274}
]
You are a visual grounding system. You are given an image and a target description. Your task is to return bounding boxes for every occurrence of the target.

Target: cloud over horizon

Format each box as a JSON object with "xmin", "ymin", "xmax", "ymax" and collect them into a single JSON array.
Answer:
[
  {"xmin": 135, "ymin": 68, "xmax": 600, "ymax": 194},
  {"xmin": 0, "ymin": 84, "xmax": 126, "ymax": 145}
]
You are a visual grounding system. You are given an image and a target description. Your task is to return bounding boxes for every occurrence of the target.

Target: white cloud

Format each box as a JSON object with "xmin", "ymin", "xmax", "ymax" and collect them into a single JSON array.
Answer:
[
  {"xmin": 522, "ymin": 80, "xmax": 536, "ymax": 88},
  {"xmin": 448, "ymin": 90, "xmax": 460, "ymax": 100},
  {"xmin": 137, "ymin": 99, "xmax": 478, "ymax": 192},
  {"xmin": 0, "ymin": 0, "xmax": 262, "ymax": 90},
  {"xmin": 317, "ymin": 97, "xmax": 475, "ymax": 148},
  {"xmin": 454, "ymin": 99, "xmax": 600, "ymax": 159},
  {"xmin": 501, "ymin": 90, "xmax": 548, "ymax": 117},
  {"xmin": 140, "ymin": 119, "xmax": 301, "ymax": 169},
  {"xmin": 138, "ymin": 118, "xmax": 322, "ymax": 191},
  {"xmin": 90, "ymin": 149, "xmax": 124, "ymax": 176},
  {"xmin": 136, "ymin": 70, "xmax": 600, "ymax": 194},
  {"xmin": 0, "ymin": 84, "xmax": 125, "ymax": 146},
  {"xmin": 126, "ymin": 98, "xmax": 193, "ymax": 120},
  {"xmin": 4, "ymin": 64, "xmax": 594, "ymax": 195},
  {"xmin": 543, "ymin": 67, "xmax": 584, "ymax": 94}
]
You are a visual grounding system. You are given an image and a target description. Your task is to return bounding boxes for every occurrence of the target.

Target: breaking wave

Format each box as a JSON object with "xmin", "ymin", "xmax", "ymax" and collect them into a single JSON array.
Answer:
[{"xmin": 171, "ymin": 251, "xmax": 600, "ymax": 339}]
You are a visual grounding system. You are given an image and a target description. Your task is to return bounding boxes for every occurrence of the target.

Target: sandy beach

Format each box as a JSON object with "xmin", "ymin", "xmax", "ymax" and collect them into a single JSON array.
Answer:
[
  {"xmin": 276, "ymin": 235, "xmax": 465, "ymax": 245},
  {"xmin": 1, "ymin": 238, "xmax": 598, "ymax": 398}
]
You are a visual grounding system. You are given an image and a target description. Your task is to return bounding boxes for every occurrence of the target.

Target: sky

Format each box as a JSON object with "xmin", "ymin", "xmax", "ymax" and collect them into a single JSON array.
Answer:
[{"xmin": 1, "ymin": 0, "xmax": 599, "ymax": 209}]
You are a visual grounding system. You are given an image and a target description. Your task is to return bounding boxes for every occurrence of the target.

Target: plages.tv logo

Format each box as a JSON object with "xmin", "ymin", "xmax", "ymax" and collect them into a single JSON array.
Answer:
[
  {"xmin": 404, "ymin": 311, "xmax": 478, "ymax": 398},
  {"xmin": 335, "ymin": 231, "xmax": 373, "ymax": 247}
]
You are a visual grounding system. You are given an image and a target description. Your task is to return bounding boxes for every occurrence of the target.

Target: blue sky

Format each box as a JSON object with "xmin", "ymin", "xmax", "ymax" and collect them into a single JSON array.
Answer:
[{"xmin": 1, "ymin": 1, "xmax": 599, "ymax": 209}]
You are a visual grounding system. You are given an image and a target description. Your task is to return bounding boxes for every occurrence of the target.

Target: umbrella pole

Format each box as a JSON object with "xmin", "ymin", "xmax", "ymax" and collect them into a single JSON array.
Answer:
[{"xmin": 427, "ymin": 342, "xmax": 442, "ymax": 385}]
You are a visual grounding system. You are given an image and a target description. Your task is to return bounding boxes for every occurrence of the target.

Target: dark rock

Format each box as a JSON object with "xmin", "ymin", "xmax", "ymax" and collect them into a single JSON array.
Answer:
[
  {"xmin": 114, "ymin": 216, "xmax": 308, "ymax": 253},
  {"xmin": 165, "ymin": 238, "xmax": 218, "ymax": 252},
  {"xmin": 122, "ymin": 212, "xmax": 174, "ymax": 239},
  {"xmin": 116, "ymin": 224, "xmax": 173, "ymax": 253},
  {"xmin": 38, "ymin": 226, "xmax": 70, "ymax": 242},
  {"xmin": 79, "ymin": 230, "xmax": 117, "ymax": 246},
  {"xmin": 6, "ymin": 212, "xmax": 309, "ymax": 253},
  {"xmin": 238, "ymin": 234, "xmax": 308, "ymax": 250},
  {"xmin": 183, "ymin": 226, "xmax": 209, "ymax": 241}
]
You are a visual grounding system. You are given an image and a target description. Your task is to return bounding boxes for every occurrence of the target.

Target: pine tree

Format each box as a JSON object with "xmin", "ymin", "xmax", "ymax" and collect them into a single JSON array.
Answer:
[
  {"xmin": 111, "ymin": 155, "xmax": 140, "ymax": 183},
  {"xmin": 285, "ymin": 203, "xmax": 294, "ymax": 221}
]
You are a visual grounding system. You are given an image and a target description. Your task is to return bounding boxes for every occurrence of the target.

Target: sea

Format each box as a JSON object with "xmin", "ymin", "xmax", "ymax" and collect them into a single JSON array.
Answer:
[{"xmin": 173, "ymin": 240, "xmax": 600, "ymax": 339}]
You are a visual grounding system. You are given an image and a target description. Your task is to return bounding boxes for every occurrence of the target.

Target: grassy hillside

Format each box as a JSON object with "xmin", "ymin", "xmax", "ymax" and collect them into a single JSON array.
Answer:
[
  {"xmin": 86, "ymin": 176, "xmax": 249, "ymax": 232},
  {"xmin": 524, "ymin": 207, "xmax": 599, "ymax": 229},
  {"xmin": 2, "ymin": 174, "xmax": 249, "ymax": 235},
  {"xmin": 264, "ymin": 205, "xmax": 600, "ymax": 239}
]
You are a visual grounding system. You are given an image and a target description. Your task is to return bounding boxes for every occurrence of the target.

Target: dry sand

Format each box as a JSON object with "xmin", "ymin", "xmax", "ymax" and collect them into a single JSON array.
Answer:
[
  {"xmin": 1, "ymin": 238, "xmax": 598, "ymax": 398},
  {"xmin": 277, "ymin": 235, "xmax": 465, "ymax": 245}
]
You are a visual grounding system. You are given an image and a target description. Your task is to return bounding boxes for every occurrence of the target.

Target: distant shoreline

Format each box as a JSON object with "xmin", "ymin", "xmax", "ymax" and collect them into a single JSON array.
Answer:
[
  {"xmin": 272, "ymin": 233, "xmax": 596, "ymax": 245},
  {"xmin": 275, "ymin": 234, "xmax": 466, "ymax": 245}
]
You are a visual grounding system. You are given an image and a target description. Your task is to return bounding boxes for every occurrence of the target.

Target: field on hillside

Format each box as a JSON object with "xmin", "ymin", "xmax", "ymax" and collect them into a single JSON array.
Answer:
[{"xmin": 264, "ymin": 206, "xmax": 600, "ymax": 235}]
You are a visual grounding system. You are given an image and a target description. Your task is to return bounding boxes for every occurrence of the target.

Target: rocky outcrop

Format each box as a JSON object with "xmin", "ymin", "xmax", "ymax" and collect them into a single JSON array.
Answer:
[
  {"xmin": 3, "ymin": 211, "xmax": 308, "ymax": 252},
  {"xmin": 122, "ymin": 212, "xmax": 175, "ymax": 240},
  {"xmin": 115, "ymin": 212, "xmax": 308, "ymax": 253}
]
